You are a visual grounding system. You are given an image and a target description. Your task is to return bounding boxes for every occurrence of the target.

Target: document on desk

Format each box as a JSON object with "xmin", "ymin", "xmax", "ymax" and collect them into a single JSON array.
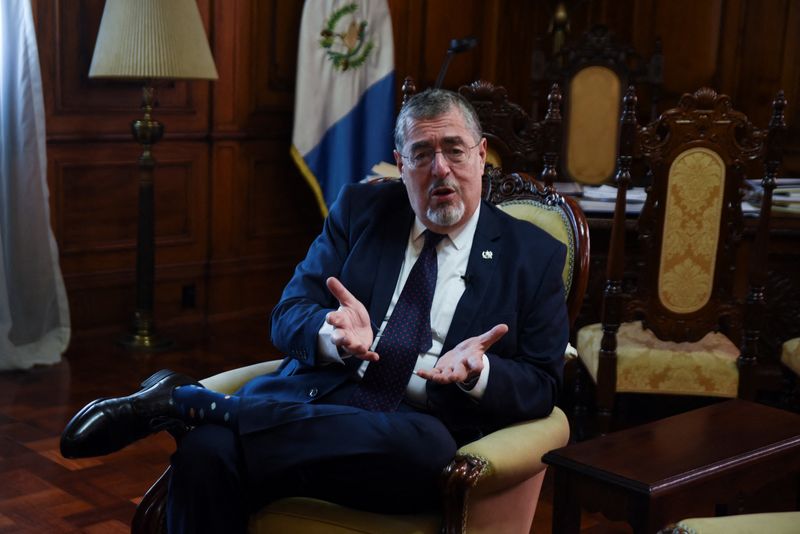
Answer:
[
  {"xmin": 579, "ymin": 185, "xmax": 646, "ymax": 214},
  {"xmin": 744, "ymin": 178, "xmax": 800, "ymax": 216}
]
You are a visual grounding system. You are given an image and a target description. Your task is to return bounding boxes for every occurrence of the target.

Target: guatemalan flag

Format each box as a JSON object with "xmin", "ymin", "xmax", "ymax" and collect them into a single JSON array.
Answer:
[{"xmin": 291, "ymin": 0, "xmax": 396, "ymax": 216}]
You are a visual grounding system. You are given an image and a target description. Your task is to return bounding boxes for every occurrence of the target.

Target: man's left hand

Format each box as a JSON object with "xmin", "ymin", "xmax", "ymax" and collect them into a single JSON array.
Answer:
[{"xmin": 415, "ymin": 324, "xmax": 508, "ymax": 384}]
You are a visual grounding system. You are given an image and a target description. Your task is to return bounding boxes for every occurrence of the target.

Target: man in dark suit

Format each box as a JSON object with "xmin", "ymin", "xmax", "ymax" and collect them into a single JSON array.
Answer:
[{"xmin": 60, "ymin": 88, "xmax": 568, "ymax": 533}]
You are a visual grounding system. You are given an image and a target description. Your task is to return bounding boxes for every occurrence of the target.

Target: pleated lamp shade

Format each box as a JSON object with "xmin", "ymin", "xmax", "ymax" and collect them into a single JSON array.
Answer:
[{"xmin": 89, "ymin": 0, "xmax": 218, "ymax": 80}]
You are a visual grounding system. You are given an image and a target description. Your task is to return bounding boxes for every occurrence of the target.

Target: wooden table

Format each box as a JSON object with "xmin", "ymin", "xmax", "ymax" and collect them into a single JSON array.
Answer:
[{"xmin": 543, "ymin": 400, "xmax": 800, "ymax": 533}]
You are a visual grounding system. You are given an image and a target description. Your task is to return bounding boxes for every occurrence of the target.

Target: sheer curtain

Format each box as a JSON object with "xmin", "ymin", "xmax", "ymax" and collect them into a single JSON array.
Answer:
[{"xmin": 0, "ymin": 0, "xmax": 70, "ymax": 368}]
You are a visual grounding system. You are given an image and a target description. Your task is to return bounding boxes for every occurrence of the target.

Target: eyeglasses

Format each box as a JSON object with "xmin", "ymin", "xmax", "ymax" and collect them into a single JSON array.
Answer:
[{"xmin": 399, "ymin": 141, "xmax": 481, "ymax": 170}]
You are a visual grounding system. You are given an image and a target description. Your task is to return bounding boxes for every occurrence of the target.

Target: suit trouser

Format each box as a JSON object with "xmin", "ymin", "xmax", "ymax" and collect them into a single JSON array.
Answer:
[{"xmin": 166, "ymin": 381, "xmax": 458, "ymax": 534}]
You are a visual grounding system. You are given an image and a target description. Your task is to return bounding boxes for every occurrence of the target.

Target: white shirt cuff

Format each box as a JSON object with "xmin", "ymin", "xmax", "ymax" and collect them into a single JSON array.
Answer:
[{"xmin": 317, "ymin": 320, "xmax": 345, "ymax": 364}]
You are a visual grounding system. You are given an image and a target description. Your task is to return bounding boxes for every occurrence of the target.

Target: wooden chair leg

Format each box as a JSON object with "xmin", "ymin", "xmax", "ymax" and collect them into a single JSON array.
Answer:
[
  {"xmin": 571, "ymin": 361, "xmax": 593, "ymax": 441},
  {"xmin": 595, "ymin": 385, "xmax": 615, "ymax": 435},
  {"xmin": 132, "ymin": 467, "xmax": 170, "ymax": 534}
]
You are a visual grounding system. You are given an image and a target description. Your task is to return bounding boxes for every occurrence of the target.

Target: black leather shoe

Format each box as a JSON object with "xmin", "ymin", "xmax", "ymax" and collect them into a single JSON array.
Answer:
[{"xmin": 60, "ymin": 369, "xmax": 200, "ymax": 458}]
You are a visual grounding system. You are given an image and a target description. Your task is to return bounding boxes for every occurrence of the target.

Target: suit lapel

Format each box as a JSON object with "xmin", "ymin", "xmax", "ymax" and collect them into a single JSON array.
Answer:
[
  {"xmin": 368, "ymin": 202, "xmax": 414, "ymax": 325},
  {"xmin": 442, "ymin": 202, "xmax": 503, "ymax": 353}
]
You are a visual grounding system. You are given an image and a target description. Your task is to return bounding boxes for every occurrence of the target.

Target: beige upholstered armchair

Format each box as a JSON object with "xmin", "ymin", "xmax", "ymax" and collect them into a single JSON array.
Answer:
[
  {"xmin": 133, "ymin": 360, "xmax": 569, "ymax": 534},
  {"xmin": 659, "ymin": 511, "xmax": 800, "ymax": 534},
  {"xmin": 575, "ymin": 87, "xmax": 787, "ymax": 433},
  {"xmin": 132, "ymin": 171, "xmax": 589, "ymax": 533}
]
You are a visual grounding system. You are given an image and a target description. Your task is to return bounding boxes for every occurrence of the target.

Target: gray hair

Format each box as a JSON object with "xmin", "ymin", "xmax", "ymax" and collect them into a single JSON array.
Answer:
[{"xmin": 394, "ymin": 89, "xmax": 482, "ymax": 152}]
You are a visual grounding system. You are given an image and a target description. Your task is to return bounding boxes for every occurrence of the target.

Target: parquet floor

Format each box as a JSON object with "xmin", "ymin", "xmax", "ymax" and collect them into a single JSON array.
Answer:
[{"xmin": 0, "ymin": 317, "xmax": 629, "ymax": 533}]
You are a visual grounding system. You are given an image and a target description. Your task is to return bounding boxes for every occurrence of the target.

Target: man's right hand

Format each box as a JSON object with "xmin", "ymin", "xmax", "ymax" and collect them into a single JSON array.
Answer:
[{"xmin": 325, "ymin": 277, "xmax": 379, "ymax": 362}]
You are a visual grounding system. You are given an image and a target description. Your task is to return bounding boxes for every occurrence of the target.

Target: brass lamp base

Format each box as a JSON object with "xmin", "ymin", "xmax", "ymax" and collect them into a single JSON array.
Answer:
[
  {"xmin": 118, "ymin": 332, "xmax": 174, "ymax": 351},
  {"xmin": 118, "ymin": 311, "xmax": 173, "ymax": 351},
  {"xmin": 118, "ymin": 84, "xmax": 173, "ymax": 353}
]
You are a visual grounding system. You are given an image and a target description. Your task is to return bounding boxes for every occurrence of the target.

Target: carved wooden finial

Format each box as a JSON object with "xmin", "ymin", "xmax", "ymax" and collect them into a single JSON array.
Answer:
[
  {"xmin": 401, "ymin": 76, "xmax": 416, "ymax": 107},
  {"xmin": 540, "ymin": 84, "xmax": 563, "ymax": 191},
  {"xmin": 765, "ymin": 89, "xmax": 788, "ymax": 187},
  {"xmin": 618, "ymin": 86, "xmax": 638, "ymax": 161},
  {"xmin": 622, "ymin": 85, "xmax": 637, "ymax": 118},
  {"xmin": 545, "ymin": 83, "xmax": 562, "ymax": 121},
  {"xmin": 771, "ymin": 90, "xmax": 787, "ymax": 128}
]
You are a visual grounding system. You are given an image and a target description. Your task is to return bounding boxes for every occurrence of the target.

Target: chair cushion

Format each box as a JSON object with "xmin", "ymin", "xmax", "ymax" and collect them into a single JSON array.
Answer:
[
  {"xmin": 497, "ymin": 199, "xmax": 574, "ymax": 295},
  {"xmin": 672, "ymin": 511, "xmax": 800, "ymax": 534},
  {"xmin": 781, "ymin": 337, "xmax": 800, "ymax": 376},
  {"xmin": 576, "ymin": 321, "xmax": 739, "ymax": 397},
  {"xmin": 250, "ymin": 497, "xmax": 440, "ymax": 534}
]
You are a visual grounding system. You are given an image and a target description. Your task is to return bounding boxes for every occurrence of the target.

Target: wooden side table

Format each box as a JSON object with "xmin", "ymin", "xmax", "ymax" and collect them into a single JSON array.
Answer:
[{"xmin": 543, "ymin": 400, "xmax": 800, "ymax": 533}]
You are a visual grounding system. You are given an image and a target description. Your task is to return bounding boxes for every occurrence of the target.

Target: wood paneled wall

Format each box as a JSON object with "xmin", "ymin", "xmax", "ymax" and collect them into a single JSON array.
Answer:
[{"xmin": 35, "ymin": 0, "xmax": 799, "ymax": 338}]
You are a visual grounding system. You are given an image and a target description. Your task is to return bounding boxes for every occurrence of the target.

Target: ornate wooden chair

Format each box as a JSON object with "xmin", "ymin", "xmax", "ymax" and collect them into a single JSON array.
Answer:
[
  {"xmin": 457, "ymin": 80, "xmax": 561, "ymax": 181},
  {"xmin": 575, "ymin": 86, "xmax": 787, "ymax": 433},
  {"xmin": 533, "ymin": 24, "xmax": 663, "ymax": 185},
  {"xmin": 132, "ymin": 170, "xmax": 589, "ymax": 533}
]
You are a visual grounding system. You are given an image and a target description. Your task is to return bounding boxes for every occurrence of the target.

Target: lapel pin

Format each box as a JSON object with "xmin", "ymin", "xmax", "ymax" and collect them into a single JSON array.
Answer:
[{"xmin": 482, "ymin": 250, "xmax": 493, "ymax": 259}]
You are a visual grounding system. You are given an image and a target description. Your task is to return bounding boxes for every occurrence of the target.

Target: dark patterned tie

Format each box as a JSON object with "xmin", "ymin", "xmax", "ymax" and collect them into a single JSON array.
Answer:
[{"xmin": 348, "ymin": 230, "xmax": 446, "ymax": 412}]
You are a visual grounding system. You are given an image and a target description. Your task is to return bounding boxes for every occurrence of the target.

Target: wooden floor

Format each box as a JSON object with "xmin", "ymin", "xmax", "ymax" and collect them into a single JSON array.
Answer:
[{"xmin": 0, "ymin": 317, "xmax": 630, "ymax": 533}]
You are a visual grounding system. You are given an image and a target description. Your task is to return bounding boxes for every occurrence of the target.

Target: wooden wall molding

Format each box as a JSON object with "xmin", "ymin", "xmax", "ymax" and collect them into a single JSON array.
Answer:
[{"xmin": 36, "ymin": 0, "xmax": 799, "ymax": 336}]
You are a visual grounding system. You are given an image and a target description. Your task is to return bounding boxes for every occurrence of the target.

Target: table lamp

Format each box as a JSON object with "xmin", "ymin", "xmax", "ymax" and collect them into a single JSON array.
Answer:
[{"xmin": 89, "ymin": 0, "xmax": 218, "ymax": 350}]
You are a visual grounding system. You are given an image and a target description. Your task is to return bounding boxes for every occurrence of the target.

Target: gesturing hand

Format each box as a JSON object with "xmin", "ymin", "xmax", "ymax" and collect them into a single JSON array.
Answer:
[
  {"xmin": 325, "ymin": 277, "xmax": 379, "ymax": 362},
  {"xmin": 415, "ymin": 324, "xmax": 508, "ymax": 384}
]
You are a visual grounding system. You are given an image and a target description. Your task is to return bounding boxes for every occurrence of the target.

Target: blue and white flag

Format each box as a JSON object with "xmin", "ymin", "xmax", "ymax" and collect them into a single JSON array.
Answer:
[{"xmin": 291, "ymin": 0, "xmax": 396, "ymax": 216}]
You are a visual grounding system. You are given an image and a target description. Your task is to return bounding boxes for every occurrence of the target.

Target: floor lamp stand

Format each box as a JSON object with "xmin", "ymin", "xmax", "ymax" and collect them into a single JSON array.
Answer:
[{"xmin": 119, "ymin": 84, "xmax": 173, "ymax": 351}]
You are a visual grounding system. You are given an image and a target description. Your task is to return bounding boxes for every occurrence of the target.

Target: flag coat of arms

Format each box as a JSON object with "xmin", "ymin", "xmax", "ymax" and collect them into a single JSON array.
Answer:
[{"xmin": 291, "ymin": 0, "xmax": 396, "ymax": 215}]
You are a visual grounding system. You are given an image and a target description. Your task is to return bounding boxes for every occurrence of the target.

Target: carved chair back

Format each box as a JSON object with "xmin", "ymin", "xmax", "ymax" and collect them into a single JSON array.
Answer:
[
  {"xmin": 602, "ymin": 86, "xmax": 786, "ymax": 397},
  {"xmin": 533, "ymin": 25, "xmax": 663, "ymax": 185}
]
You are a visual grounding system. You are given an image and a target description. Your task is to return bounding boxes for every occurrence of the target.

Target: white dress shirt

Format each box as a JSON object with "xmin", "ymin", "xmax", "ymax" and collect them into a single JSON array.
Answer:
[{"xmin": 317, "ymin": 204, "xmax": 490, "ymax": 407}]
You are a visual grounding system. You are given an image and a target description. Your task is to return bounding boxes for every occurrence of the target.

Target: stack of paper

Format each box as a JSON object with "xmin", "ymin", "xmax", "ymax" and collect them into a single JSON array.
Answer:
[{"xmin": 582, "ymin": 185, "xmax": 647, "ymax": 202}]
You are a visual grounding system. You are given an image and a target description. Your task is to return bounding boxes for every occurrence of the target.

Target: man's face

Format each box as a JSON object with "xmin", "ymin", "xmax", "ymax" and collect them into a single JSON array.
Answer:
[{"xmin": 393, "ymin": 108, "xmax": 486, "ymax": 234}]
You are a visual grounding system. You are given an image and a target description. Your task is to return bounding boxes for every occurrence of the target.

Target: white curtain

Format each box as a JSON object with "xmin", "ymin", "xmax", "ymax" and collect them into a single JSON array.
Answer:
[{"xmin": 0, "ymin": 0, "xmax": 70, "ymax": 369}]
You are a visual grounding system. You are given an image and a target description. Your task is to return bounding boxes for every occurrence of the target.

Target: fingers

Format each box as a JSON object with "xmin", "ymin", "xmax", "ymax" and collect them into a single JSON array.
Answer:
[
  {"xmin": 415, "ymin": 366, "xmax": 465, "ymax": 384},
  {"xmin": 361, "ymin": 350, "xmax": 380, "ymax": 363},
  {"xmin": 479, "ymin": 323, "xmax": 508, "ymax": 348},
  {"xmin": 414, "ymin": 367, "xmax": 440, "ymax": 381},
  {"xmin": 326, "ymin": 309, "xmax": 343, "ymax": 328},
  {"xmin": 415, "ymin": 358, "xmax": 476, "ymax": 384},
  {"xmin": 326, "ymin": 277, "xmax": 357, "ymax": 308}
]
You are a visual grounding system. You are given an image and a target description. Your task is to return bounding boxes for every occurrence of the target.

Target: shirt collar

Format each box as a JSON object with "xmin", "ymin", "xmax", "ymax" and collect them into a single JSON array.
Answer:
[{"xmin": 412, "ymin": 202, "xmax": 481, "ymax": 250}]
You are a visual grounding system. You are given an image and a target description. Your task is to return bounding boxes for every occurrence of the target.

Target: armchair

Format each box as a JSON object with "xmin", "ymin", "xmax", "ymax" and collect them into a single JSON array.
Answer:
[
  {"xmin": 132, "ymin": 170, "xmax": 588, "ymax": 533},
  {"xmin": 659, "ymin": 511, "xmax": 800, "ymax": 534},
  {"xmin": 575, "ymin": 86, "xmax": 787, "ymax": 433},
  {"xmin": 133, "ymin": 360, "xmax": 569, "ymax": 534}
]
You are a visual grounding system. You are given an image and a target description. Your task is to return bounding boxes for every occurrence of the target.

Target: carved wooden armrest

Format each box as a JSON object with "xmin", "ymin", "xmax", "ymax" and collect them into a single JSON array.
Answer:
[
  {"xmin": 439, "ymin": 407, "xmax": 569, "ymax": 533},
  {"xmin": 452, "ymin": 406, "xmax": 569, "ymax": 495}
]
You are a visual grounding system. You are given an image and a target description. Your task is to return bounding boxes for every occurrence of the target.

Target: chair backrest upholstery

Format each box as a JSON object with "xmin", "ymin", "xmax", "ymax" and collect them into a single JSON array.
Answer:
[
  {"xmin": 533, "ymin": 25, "xmax": 662, "ymax": 185},
  {"xmin": 484, "ymin": 169, "xmax": 589, "ymax": 328},
  {"xmin": 605, "ymin": 86, "xmax": 786, "ymax": 348}
]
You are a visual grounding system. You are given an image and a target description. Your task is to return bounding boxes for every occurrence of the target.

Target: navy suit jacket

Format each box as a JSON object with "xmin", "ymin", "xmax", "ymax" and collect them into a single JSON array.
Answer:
[{"xmin": 239, "ymin": 181, "xmax": 568, "ymax": 441}]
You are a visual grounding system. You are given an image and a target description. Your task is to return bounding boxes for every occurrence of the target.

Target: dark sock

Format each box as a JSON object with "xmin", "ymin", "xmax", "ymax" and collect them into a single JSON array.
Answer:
[{"xmin": 171, "ymin": 385, "xmax": 240, "ymax": 427}]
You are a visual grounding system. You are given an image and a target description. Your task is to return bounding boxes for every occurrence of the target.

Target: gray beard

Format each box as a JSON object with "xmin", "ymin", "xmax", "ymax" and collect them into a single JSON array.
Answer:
[{"xmin": 427, "ymin": 200, "xmax": 465, "ymax": 227}]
